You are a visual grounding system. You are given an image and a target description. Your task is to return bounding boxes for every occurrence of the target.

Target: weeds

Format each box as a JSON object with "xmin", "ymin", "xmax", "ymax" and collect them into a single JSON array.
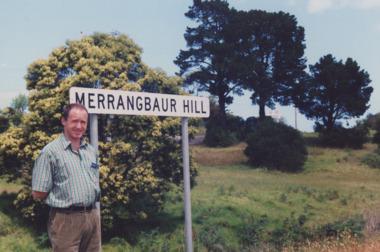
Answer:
[
  {"xmin": 35, "ymin": 232, "xmax": 50, "ymax": 248},
  {"xmin": 138, "ymin": 227, "xmax": 160, "ymax": 251},
  {"xmin": 361, "ymin": 152, "xmax": 380, "ymax": 168}
]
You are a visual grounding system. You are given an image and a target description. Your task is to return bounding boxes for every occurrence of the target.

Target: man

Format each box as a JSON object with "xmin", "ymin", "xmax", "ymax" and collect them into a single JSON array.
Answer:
[{"xmin": 32, "ymin": 103, "xmax": 101, "ymax": 252}]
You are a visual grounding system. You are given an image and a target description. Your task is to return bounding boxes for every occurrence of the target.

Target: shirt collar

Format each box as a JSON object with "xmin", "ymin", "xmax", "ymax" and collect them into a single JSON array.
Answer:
[{"xmin": 60, "ymin": 133, "xmax": 88, "ymax": 150}]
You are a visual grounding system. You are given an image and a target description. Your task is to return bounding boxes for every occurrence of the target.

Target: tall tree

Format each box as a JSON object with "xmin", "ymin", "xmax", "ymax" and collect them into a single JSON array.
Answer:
[
  {"xmin": 239, "ymin": 10, "xmax": 307, "ymax": 119},
  {"xmin": 174, "ymin": 0, "xmax": 243, "ymax": 130},
  {"xmin": 296, "ymin": 54, "xmax": 373, "ymax": 131}
]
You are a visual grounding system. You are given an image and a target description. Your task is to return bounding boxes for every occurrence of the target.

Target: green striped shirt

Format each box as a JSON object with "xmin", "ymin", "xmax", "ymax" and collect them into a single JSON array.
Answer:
[{"xmin": 32, "ymin": 133, "xmax": 100, "ymax": 208}]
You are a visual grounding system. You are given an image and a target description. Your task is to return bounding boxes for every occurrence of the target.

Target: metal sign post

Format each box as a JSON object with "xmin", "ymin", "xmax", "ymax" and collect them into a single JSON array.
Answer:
[
  {"xmin": 89, "ymin": 114, "xmax": 101, "ymax": 251},
  {"xmin": 181, "ymin": 117, "xmax": 192, "ymax": 252},
  {"xmin": 71, "ymin": 87, "xmax": 209, "ymax": 252}
]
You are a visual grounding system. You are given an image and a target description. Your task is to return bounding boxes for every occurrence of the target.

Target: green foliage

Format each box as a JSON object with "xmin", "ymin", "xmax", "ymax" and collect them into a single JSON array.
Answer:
[
  {"xmin": 0, "ymin": 215, "xmax": 12, "ymax": 236},
  {"xmin": 35, "ymin": 232, "xmax": 50, "ymax": 248},
  {"xmin": 239, "ymin": 10, "xmax": 307, "ymax": 119},
  {"xmin": 11, "ymin": 94, "xmax": 28, "ymax": 114},
  {"xmin": 195, "ymin": 217, "xmax": 227, "ymax": 251},
  {"xmin": 241, "ymin": 214, "xmax": 268, "ymax": 248},
  {"xmin": 244, "ymin": 120, "xmax": 307, "ymax": 172},
  {"xmin": 175, "ymin": 0, "xmax": 244, "ymax": 130},
  {"xmin": 269, "ymin": 212, "xmax": 310, "ymax": 248},
  {"xmin": 138, "ymin": 227, "xmax": 160, "ymax": 251},
  {"xmin": 361, "ymin": 152, "xmax": 380, "ymax": 168},
  {"xmin": 318, "ymin": 124, "xmax": 369, "ymax": 149},
  {"xmin": 0, "ymin": 32, "xmax": 198, "ymax": 233},
  {"xmin": 0, "ymin": 116, "xmax": 10, "ymax": 133},
  {"xmin": 10, "ymin": 113, "xmax": 23, "ymax": 126},
  {"xmin": 316, "ymin": 216, "xmax": 365, "ymax": 239},
  {"xmin": 372, "ymin": 116, "xmax": 380, "ymax": 144},
  {"xmin": 204, "ymin": 127, "xmax": 239, "ymax": 147},
  {"xmin": 362, "ymin": 113, "xmax": 380, "ymax": 130},
  {"xmin": 203, "ymin": 98, "xmax": 245, "ymax": 147},
  {"xmin": 0, "ymin": 126, "xmax": 26, "ymax": 176},
  {"xmin": 297, "ymin": 54, "xmax": 373, "ymax": 131}
]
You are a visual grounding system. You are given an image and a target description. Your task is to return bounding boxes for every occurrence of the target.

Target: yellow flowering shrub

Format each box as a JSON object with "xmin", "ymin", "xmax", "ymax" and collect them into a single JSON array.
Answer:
[{"xmin": 3, "ymin": 32, "xmax": 200, "ymax": 233}]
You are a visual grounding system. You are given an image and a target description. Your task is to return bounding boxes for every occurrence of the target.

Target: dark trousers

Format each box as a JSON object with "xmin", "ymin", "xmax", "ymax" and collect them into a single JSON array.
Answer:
[{"xmin": 48, "ymin": 207, "xmax": 101, "ymax": 252}]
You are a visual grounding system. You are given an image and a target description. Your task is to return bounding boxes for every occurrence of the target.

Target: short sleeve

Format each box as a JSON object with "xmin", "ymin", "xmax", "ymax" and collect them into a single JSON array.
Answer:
[{"xmin": 32, "ymin": 150, "xmax": 53, "ymax": 193}]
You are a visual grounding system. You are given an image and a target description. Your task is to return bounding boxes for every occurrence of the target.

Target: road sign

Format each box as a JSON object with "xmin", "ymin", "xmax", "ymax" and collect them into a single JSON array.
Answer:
[
  {"xmin": 70, "ymin": 87, "xmax": 209, "ymax": 118},
  {"xmin": 70, "ymin": 87, "xmax": 209, "ymax": 252}
]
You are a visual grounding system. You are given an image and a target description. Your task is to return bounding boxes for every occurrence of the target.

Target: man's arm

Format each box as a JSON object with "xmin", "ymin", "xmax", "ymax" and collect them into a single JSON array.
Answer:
[{"xmin": 32, "ymin": 190, "xmax": 49, "ymax": 200}]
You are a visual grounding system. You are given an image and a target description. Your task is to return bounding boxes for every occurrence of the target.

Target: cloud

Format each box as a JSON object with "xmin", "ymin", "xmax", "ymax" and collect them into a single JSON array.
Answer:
[
  {"xmin": 352, "ymin": 0, "xmax": 380, "ymax": 9},
  {"xmin": 307, "ymin": 0, "xmax": 333, "ymax": 13},
  {"xmin": 307, "ymin": 0, "xmax": 380, "ymax": 13},
  {"xmin": 0, "ymin": 63, "xmax": 7, "ymax": 67}
]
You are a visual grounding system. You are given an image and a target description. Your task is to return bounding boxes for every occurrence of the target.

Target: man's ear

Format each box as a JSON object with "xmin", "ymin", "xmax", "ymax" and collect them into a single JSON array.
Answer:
[{"xmin": 61, "ymin": 117, "xmax": 66, "ymax": 126}]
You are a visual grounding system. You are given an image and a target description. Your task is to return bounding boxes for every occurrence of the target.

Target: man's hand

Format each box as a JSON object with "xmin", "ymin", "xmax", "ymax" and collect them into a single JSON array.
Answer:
[{"xmin": 32, "ymin": 190, "xmax": 49, "ymax": 200}]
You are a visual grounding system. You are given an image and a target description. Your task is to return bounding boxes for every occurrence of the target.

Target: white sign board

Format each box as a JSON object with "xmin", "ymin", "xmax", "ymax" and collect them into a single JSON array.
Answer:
[{"xmin": 70, "ymin": 87, "xmax": 209, "ymax": 118}]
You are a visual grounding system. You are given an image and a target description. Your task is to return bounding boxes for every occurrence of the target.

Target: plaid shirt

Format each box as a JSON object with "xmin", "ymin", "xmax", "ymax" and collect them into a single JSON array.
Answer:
[{"xmin": 32, "ymin": 133, "xmax": 100, "ymax": 208}]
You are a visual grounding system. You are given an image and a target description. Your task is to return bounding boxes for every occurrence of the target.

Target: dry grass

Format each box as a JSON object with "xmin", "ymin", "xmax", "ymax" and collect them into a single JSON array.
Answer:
[
  {"xmin": 0, "ymin": 176, "xmax": 22, "ymax": 194},
  {"xmin": 283, "ymin": 232, "xmax": 380, "ymax": 252},
  {"xmin": 284, "ymin": 206, "xmax": 380, "ymax": 251},
  {"xmin": 191, "ymin": 142, "xmax": 248, "ymax": 166}
]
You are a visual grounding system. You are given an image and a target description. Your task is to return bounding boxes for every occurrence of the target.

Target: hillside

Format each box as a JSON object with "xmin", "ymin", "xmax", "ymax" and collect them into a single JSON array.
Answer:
[{"xmin": 1, "ymin": 133, "xmax": 380, "ymax": 251}]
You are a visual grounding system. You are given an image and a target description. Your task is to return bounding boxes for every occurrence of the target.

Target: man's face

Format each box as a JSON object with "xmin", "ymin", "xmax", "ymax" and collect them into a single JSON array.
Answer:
[{"xmin": 61, "ymin": 107, "xmax": 88, "ymax": 142}]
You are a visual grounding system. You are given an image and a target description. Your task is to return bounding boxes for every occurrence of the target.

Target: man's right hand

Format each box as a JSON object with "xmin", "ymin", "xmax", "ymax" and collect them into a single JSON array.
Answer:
[{"xmin": 32, "ymin": 190, "xmax": 49, "ymax": 200}]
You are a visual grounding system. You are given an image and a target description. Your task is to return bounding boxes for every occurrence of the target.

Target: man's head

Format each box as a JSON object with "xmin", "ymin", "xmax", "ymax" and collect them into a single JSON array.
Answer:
[{"xmin": 61, "ymin": 103, "xmax": 89, "ymax": 143}]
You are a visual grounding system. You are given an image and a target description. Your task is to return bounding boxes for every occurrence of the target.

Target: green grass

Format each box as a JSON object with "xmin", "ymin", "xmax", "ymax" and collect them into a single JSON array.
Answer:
[
  {"xmin": 0, "ymin": 191, "xmax": 51, "ymax": 252},
  {"xmin": 1, "ymin": 133, "xmax": 380, "ymax": 251},
  {"xmin": 0, "ymin": 175, "xmax": 23, "ymax": 193}
]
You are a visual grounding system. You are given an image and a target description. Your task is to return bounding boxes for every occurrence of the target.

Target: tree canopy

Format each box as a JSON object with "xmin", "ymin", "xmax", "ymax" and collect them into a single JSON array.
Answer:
[
  {"xmin": 239, "ymin": 10, "xmax": 307, "ymax": 119},
  {"xmin": 176, "ymin": 1, "xmax": 307, "ymax": 127},
  {"xmin": 296, "ymin": 54, "xmax": 373, "ymax": 131},
  {"xmin": 0, "ymin": 32, "xmax": 199, "ymax": 231},
  {"xmin": 174, "ymin": 0, "xmax": 243, "ymax": 130},
  {"xmin": 11, "ymin": 94, "xmax": 29, "ymax": 114}
]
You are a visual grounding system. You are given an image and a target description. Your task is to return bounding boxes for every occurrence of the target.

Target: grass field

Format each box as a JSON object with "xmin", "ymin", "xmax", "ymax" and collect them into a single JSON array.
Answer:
[{"xmin": 1, "ymin": 133, "xmax": 380, "ymax": 251}]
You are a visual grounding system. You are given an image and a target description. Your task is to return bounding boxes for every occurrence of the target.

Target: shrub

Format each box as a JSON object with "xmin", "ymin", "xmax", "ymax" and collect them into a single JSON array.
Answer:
[
  {"xmin": 319, "ymin": 124, "xmax": 369, "ymax": 149},
  {"xmin": 204, "ymin": 127, "xmax": 239, "ymax": 147},
  {"xmin": 244, "ymin": 116, "xmax": 259, "ymax": 137},
  {"xmin": 204, "ymin": 105, "xmax": 245, "ymax": 147},
  {"xmin": 244, "ymin": 120, "xmax": 307, "ymax": 172},
  {"xmin": 372, "ymin": 117, "xmax": 380, "ymax": 144},
  {"xmin": 269, "ymin": 213, "xmax": 310, "ymax": 248},
  {"xmin": 0, "ymin": 116, "xmax": 10, "ymax": 133},
  {"xmin": 241, "ymin": 215, "xmax": 269, "ymax": 247},
  {"xmin": 316, "ymin": 216, "xmax": 365, "ymax": 239},
  {"xmin": 11, "ymin": 113, "xmax": 23, "ymax": 126},
  {"xmin": 361, "ymin": 153, "xmax": 380, "ymax": 168}
]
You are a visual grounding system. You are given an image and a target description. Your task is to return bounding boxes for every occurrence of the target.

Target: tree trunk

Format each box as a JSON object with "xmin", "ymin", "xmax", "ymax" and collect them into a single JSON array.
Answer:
[
  {"xmin": 259, "ymin": 99, "xmax": 266, "ymax": 120},
  {"xmin": 219, "ymin": 95, "xmax": 227, "ymax": 130}
]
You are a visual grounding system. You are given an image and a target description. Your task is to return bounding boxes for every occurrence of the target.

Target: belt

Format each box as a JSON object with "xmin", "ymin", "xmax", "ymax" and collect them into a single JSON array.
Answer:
[{"xmin": 53, "ymin": 203, "xmax": 96, "ymax": 212}]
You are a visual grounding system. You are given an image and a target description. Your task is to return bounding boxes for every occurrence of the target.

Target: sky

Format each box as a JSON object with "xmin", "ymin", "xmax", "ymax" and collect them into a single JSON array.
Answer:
[{"xmin": 1, "ymin": 0, "xmax": 380, "ymax": 132}]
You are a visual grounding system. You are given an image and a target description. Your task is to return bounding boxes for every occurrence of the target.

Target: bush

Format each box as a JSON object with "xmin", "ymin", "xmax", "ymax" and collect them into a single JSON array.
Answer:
[
  {"xmin": 11, "ymin": 113, "xmax": 23, "ymax": 126},
  {"xmin": 372, "ymin": 117, "xmax": 380, "ymax": 144},
  {"xmin": 0, "ymin": 116, "xmax": 10, "ymax": 133},
  {"xmin": 244, "ymin": 116, "xmax": 259, "ymax": 137},
  {"xmin": 204, "ymin": 106, "xmax": 245, "ymax": 147},
  {"xmin": 244, "ymin": 120, "xmax": 307, "ymax": 172},
  {"xmin": 204, "ymin": 127, "xmax": 239, "ymax": 147},
  {"xmin": 316, "ymin": 216, "xmax": 365, "ymax": 239},
  {"xmin": 319, "ymin": 125, "xmax": 369, "ymax": 149},
  {"xmin": 361, "ymin": 152, "xmax": 380, "ymax": 168}
]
